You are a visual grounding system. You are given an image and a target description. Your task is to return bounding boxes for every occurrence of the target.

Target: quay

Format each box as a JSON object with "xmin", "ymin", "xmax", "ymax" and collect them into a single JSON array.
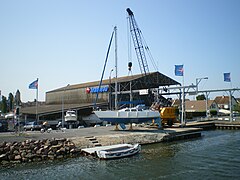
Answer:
[
  {"xmin": 0, "ymin": 125, "xmax": 202, "ymax": 148},
  {"xmin": 1, "ymin": 120, "xmax": 240, "ymax": 147},
  {"xmin": 71, "ymin": 126, "xmax": 202, "ymax": 149},
  {"xmin": 182, "ymin": 120, "xmax": 240, "ymax": 130}
]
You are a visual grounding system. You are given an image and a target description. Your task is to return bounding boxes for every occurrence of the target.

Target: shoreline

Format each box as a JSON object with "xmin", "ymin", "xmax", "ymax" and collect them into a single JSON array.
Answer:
[{"xmin": 1, "ymin": 120, "xmax": 239, "ymax": 166}]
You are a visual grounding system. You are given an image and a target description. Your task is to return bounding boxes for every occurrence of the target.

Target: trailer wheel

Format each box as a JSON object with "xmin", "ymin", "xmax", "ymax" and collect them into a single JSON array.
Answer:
[{"xmin": 167, "ymin": 119, "xmax": 173, "ymax": 127}]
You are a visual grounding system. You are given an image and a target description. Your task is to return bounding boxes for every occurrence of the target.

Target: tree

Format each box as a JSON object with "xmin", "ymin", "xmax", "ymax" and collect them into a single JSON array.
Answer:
[
  {"xmin": 0, "ymin": 96, "xmax": 7, "ymax": 113},
  {"xmin": 233, "ymin": 103, "xmax": 240, "ymax": 112},
  {"xmin": 15, "ymin": 89, "xmax": 21, "ymax": 106},
  {"xmin": 196, "ymin": 94, "xmax": 206, "ymax": 100},
  {"xmin": 7, "ymin": 93, "xmax": 14, "ymax": 112}
]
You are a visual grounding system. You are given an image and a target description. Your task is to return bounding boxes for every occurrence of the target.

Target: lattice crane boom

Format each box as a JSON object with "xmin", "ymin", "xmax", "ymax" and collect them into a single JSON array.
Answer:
[{"xmin": 127, "ymin": 8, "xmax": 149, "ymax": 76}]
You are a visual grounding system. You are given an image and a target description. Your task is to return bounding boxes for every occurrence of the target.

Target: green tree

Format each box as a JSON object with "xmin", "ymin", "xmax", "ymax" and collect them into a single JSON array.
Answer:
[
  {"xmin": 8, "ymin": 93, "xmax": 14, "ymax": 112},
  {"xmin": 0, "ymin": 96, "xmax": 7, "ymax": 113},
  {"xmin": 196, "ymin": 94, "xmax": 206, "ymax": 100},
  {"xmin": 233, "ymin": 103, "xmax": 240, "ymax": 112}
]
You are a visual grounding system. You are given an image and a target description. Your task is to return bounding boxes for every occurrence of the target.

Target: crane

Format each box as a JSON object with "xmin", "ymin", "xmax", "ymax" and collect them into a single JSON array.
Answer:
[
  {"xmin": 126, "ymin": 8, "xmax": 150, "ymax": 76},
  {"xmin": 126, "ymin": 8, "xmax": 169, "ymax": 108}
]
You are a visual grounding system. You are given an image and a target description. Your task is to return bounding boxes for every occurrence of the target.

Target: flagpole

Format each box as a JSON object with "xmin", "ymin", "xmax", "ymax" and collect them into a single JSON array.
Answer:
[
  {"xmin": 175, "ymin": 64, "xmax": 185, "ymax": 126},
  {"xmin": 181, "ymin": 70, "xmax": 185, "ymax": 126},
  {"xmin": 36, "ymin": 78, "xmax": 38, "ymax": 122}
]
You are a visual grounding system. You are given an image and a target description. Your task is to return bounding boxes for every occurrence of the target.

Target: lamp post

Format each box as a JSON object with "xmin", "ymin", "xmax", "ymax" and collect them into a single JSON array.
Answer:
[
  {"xmin": 196, "ymin": 77, "xmax": 208, "ymax": 93},
  {"xmin": 62, "ymin": 84, "xmax": 70, "ymax": 128},
  {"xmin": 196, "ymin": 77, "xmax": 208, "ymax": 118},
  {"xmin": 109, "ymin": 69, "xmax": 114, "ymax": 110}
]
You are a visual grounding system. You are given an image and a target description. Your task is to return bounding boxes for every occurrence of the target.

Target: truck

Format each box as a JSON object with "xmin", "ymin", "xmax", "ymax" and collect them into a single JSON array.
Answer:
[{"xmin": 159, "ymin": 107, "xmax": 179, "ymax": 127}]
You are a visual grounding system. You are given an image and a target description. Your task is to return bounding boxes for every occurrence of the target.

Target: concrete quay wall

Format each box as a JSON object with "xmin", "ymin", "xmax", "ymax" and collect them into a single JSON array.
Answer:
[
  {"xmin": 70, "ymin": 127, "xmax": 202, "ymax": 149},
  {"xmin": 70, "ymin": 132, "xmax": 167, "ymax": 149}
]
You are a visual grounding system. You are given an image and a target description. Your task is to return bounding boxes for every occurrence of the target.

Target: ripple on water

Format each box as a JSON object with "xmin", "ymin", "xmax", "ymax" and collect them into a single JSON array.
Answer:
[{"xmin": 0, "ymin": 130, "xmax": 240, "ymax": 180}]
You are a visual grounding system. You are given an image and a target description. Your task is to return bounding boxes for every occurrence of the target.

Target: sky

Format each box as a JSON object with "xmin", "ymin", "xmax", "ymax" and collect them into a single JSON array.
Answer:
[{"xmin": 0, "ymin": 0, "xmax": 240, "ymax": 102}]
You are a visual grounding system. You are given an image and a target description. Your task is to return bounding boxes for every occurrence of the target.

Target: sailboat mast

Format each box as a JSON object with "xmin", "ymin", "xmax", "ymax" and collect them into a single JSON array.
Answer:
[
  {"xmin": 94, "ymin": 28, "xmax": 115, "ymax": 109},
  {"xmin": 114, "ymin": 26, "xmax": 118, "ymax": 110}
]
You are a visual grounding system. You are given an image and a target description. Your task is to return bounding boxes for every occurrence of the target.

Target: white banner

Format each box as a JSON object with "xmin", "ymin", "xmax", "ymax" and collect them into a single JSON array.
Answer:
[{"xmin": 139, "ymin": 89, "xmax": 148, "ymax": 95}]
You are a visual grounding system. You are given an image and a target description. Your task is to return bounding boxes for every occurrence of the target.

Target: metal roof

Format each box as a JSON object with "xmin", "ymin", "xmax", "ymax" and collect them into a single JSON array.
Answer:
[
  {"xmin": 47, "ymin": 71, "xmax": 180, "ymax": 93},
  {"xmin": 21, "ymin": 102, "xmax": 107, "ymax": 116}
]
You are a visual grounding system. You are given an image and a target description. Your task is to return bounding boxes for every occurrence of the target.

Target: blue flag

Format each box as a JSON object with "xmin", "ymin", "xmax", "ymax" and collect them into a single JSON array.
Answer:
[
  {"xmin": 175, "ymin": 65, "xmax": 184, "ymax": 76},
  {"xmin": 224, "ymin": 73, "xmax": 231, "ymax": 82},
  {"xmin": 29, "ymin": 79, "xmax": 38, "ymax": 89}
]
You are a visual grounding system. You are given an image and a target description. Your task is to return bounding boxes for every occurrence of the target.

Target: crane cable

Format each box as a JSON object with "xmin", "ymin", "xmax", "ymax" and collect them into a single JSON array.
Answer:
[
  {"xmin": 127, "ymin": 9, "xmax": 158, "ymax": 73},
  {"xmin": 141, "ymin": 32, "xmax": 159, "ymax": 72}
]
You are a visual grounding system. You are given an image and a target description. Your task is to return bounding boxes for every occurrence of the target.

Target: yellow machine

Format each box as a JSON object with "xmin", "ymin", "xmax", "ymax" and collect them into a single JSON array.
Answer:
[{"xmin": 160, "ymin": 107, "xmax": 179, "ymax": 127}]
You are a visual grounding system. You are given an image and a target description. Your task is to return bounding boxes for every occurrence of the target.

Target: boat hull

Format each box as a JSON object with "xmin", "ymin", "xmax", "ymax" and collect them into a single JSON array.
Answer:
[
  {"xmin": 82, "ymin": 113, "xmax": 103, "ymax": 125},
  {"xmin": 96, "ymin": 144, "xmax": 141, "ymax": 159},
  {"xmin": 65, "ymin": 116, "xmax": 77, "ymax": 122},
  {"xmin": 93, "ymin": 110, "xmax": 160, "ymax": 124}
]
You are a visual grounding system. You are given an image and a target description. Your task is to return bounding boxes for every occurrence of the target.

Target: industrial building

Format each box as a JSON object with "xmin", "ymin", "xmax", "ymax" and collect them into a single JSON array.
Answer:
[{"xmin": 21, "ymin": 71, "xmax": 180, "ymax": 125}]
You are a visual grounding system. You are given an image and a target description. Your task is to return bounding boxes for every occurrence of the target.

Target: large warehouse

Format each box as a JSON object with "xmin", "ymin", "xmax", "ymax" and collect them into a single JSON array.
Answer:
[{"xmin": 21, "ymin": 71, "xmax": 180, "ymax": 125}]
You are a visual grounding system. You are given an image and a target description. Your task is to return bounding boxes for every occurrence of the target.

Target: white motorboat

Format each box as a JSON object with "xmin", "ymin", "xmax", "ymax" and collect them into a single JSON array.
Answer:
[
  {"xmin": 65, "ymin": 110, "xmax": 77, "ymax": 122},
  {"xmin": 95, "ymin": 144, "xmax": 141, "ymax": 159}
]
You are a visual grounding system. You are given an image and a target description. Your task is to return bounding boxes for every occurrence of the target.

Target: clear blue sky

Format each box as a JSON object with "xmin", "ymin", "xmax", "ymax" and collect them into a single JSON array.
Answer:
[{"xmin": 0, "ymin": 0, "xmax": 240, "ymax": 102}]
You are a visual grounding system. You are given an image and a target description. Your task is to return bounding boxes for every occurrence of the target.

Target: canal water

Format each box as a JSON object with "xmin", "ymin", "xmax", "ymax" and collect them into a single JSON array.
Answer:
[{"xmin": 0, "ymin": 130, "xmax": 239, "ymax": 180}]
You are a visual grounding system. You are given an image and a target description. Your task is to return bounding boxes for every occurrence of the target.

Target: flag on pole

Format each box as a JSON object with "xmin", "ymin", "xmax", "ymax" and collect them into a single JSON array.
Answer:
[
  {"xmin": 224, "ymin": 73, "xmax": 231, "ymax": 82},
  {"xmin": 175, "ymin": 65, "xmax": 184, "ymax": 76},
  {"xmin": 29, "ymin": 79, "xmax": 38, "ymax": 89}
]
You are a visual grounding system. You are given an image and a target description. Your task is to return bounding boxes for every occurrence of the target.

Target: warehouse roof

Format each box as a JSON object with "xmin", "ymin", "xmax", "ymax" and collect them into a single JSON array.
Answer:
[
  {"xmin": 21, "ymin": 102, "xmax": 107, "ymax": 116},
  {"xmin": 47, "ymin": 71, "xmax": 180, "ymax": 93}
]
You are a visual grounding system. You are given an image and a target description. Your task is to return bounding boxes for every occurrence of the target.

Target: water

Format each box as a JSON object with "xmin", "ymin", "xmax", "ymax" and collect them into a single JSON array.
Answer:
[{"xmin": 1, "ymin": 130, "xmax": 240, "ymax": 180}]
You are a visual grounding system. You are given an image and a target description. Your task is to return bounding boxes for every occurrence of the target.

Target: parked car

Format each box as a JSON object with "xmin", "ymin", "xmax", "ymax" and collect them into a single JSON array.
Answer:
[
  {"xmin": 0, "ymin": 120, "xmax": 8, "ymax": 132},
  {"xmin": 23, "ymin": 121, "xmax": 42, "ymax": 131}
]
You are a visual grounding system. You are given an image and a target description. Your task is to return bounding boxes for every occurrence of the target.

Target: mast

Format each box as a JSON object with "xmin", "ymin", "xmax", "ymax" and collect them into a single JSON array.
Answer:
[
  {"xmin": 94, "ymin": 28, "xmax": 115, "ymax": 109},
  {"xmin": 114, "ymin": 26, "xmax": 118, "ymax": 110}
]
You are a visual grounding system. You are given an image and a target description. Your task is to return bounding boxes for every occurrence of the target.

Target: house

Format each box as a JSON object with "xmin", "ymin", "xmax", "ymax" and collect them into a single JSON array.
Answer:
[
  {"xmin": 185, "ymin": 100, "xmax": 218, "ymax": 113},
  {"xmin": 172, "ymin": 99, "xmax": 219, "ymax": 119},
  {"xmin": 214, "ymin": 96, "xmax": 237, "ymax": 110}
]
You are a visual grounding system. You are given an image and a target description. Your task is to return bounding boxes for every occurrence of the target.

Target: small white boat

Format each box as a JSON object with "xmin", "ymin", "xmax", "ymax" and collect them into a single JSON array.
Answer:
[
  {"xmin": 65, "ymin": 110, "xmax": 77, "ymax": 122},
  {"xmin": 95, "ymin": 143, "xmax": 141, "ymax": 159}
]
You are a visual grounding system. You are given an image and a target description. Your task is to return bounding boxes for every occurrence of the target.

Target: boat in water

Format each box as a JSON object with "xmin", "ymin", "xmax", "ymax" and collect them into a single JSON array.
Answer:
[
  {"xmin": 96, "ymin": 143, "xmax": 141, "ymax": 159},
  {"xmin": 65, "ymin": 110, "xmax": 77, "ymax": 123}
]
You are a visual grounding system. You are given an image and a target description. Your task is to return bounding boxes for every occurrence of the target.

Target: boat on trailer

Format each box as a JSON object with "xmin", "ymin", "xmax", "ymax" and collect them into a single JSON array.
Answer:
[
  {"xmin": 65, "ymin": 110, "xmax": 77, "ymax": 122},
  {"xmin": 94, "ymin": 106, "xmax": 160, "ymax": 124}
]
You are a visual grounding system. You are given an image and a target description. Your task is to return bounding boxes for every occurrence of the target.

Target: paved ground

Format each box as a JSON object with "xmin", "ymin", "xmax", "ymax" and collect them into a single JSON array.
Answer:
[
  {"xmin": 0, "ymin": 123, "xmax": 205, "ymax": 144},
  {"xmin": 0, "ymin": 125, "xmax": 165, "ymax": 143}
]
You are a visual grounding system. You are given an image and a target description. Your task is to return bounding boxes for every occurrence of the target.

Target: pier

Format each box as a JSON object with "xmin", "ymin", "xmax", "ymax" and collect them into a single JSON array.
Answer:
[{"xmin": 182, "ymin": 120, "xmax": 240, "ymax": 130}]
